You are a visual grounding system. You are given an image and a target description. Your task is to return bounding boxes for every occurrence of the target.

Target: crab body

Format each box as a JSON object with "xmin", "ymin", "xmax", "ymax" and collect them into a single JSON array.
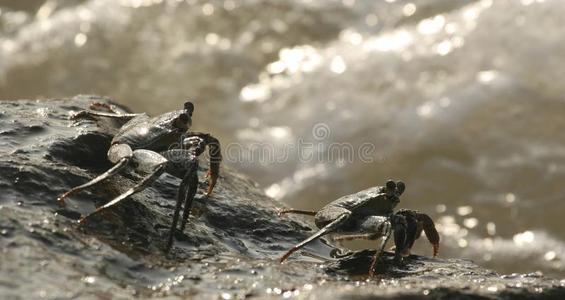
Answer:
[
  {"xmin": 57, "ymin": 101, "xmax": 221, "ymax": 252},
  {"xmin": 279, "ymin": 180, "xmax": 439, "ymax": 277},
  {"xmin": 314, "ymin": 185, "xmax": 398, "ymax": 229},
  {"xmin": 111, "ymin": 110, "xmax": 189, "ymax": 152}
]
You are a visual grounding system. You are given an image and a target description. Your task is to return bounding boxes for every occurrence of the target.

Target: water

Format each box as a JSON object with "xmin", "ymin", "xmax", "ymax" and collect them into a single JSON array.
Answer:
[{"xmin": 1, "ymin": 0, "xmax": 564, "ymax": 278}]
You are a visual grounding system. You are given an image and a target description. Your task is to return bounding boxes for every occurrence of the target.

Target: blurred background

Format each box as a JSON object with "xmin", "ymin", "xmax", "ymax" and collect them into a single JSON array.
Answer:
[{"xmin": 1, "ymin": 0, "xmax": 564, "ymax": 278}]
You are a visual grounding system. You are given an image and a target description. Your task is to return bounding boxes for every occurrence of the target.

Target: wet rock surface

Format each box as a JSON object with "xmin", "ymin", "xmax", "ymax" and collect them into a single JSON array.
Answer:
[{"xmin": 0, "ymin": 96, "xmax": 564, "ymax": 299}]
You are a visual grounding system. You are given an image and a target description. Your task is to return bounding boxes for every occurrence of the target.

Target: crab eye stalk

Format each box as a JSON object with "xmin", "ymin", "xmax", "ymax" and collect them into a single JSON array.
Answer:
[
  {"xmin": 396, "ymin": 181, "xmax": 405, "ymax": 195},
  {"xmin": 385, "ymin": 180, "xmax": 396, "ymax": 196},
  {"xmin": 184, "ymin": 101, "xmax": 194, "ymax": 116}
]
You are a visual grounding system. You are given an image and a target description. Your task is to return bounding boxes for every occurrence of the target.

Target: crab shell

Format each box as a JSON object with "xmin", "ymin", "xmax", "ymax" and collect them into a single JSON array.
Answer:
[
  {"xmin": 112, "ymin": 107, "xmax": 193, "ymax": 152},
  {"xmin": 314, "ymin": 182, "xmax": 405, "ymax": 230}
]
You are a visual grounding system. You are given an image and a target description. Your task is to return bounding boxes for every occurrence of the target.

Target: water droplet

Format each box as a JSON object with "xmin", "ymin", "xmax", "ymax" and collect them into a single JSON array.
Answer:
[
  {"xmin": 486, "ymin": 222, "xmax": 496, "ymax": 235},
  {"xmin": 436, "ymin": 40, "xmax": 453, "ymax": 55},
  {"xmin": 221, "ymin": 293, "xmax": 232, "ymax": 300},
  {"xmin": 403, "ymin": 3, "xmax": 417, "ymax": 17},
  {"xmin": 477, "ymin": 70, "xmax": 497, "ymax": 83},
  {"xmin": 435, "ymin": 204, "xmax": 447, "ymax": 213},
  {"xmin": 36, "ymin": 1, "xmax": 56, "ymax": 20},
  {"xmin": 513, "ymin": 231, "xmax": 535, "ymax": 245},
  {"xmin": 330, "ymin": 56, "xmax": 347, "ymax": 74},
  {"xmin": 82, "ymin": 276, "xmax": 96, "ymax": 284},
  {"xmin": 457, "ymin": 206, "xmax": 473, "ymax": 216},
  {"xmin": 487, "ymin": 286, "xmax": 498, "ymax": 292},
  {"xmin": 544, "ymin": 251, "xmax": 556, "ymax": 261},
  {"xmin": 74, "ymin": 33, "xmax": 87, "ymax": 47},
  {"xmin": 340, "ymin": 30, "xmax": 362, "ymax": 45},
  {"xmin": 205, "ymin": 33, "xmax": 219, "ymax": 45},
  {"xmin": 366, "ymin": 30, "xmax": 413, "ymax": 52},
  {"xmin": 417, "ymin": 102, "xmax": 434, "ymax": 118},
  {"xmin": 268, "ymin": 61, "xmax": 286, "ymax": 74},
  {"xmin": 269, "ymin": 126, "xmax": 291, "ymax": 139},
  {"xmin": 202, "ymin": 3, "xmax": 214, "ymax": 15},
  {"xmin": 418, "ymin": 15, "xmax": 445, "ymax": 35},
  {"xmin": 463, "ymin": 218, "xmax": 478, "ymax": 229},
  {"xmin": 457, "ymin": 238, "xmax": 468, "ymax": 248},
  {"xmin": 240, "ymin": 84, "xmax": 270, "ymax": 102}
]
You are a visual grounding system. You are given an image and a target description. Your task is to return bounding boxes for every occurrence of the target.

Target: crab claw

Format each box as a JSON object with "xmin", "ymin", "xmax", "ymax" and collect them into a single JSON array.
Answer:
[
  {"xmin": 420, "ymin": 213, "xmax": 440, "ymax": 257},
  {"xmin": 203, "ymin": 170, "xmax": 218, "ymax": 197},
  {"xmin": 432, "ymin": 243, "xmax": 440, "ymax": 257}
]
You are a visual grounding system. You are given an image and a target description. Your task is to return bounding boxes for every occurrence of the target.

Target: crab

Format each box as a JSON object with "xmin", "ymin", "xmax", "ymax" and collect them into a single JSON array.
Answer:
[
  {"xmin": 57, "ymin": 101, "xmax": 222, "ymax": 252},
  {"xmin": 278, "ymin": 180, "xmax": 439, "ymax": 277}
]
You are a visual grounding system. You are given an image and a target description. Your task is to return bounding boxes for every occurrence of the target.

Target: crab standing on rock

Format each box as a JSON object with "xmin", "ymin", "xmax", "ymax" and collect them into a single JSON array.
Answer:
[
  {"xmin": 279, "ymin": 180, "xmax": 439, "ymax": 277},
  {"xmin": 57, "ymin": 101, "xmax": 222, "ymax": 252}
]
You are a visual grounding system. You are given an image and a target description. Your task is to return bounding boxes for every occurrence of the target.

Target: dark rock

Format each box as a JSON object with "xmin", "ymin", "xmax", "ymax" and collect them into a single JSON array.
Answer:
[{"xmin": 0, "ymin": 95, "xmax": 563, "ymax": 299}]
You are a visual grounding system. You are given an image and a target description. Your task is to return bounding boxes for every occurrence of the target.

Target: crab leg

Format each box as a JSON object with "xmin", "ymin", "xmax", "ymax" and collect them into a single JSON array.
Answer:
[
  {"xmin": 183, "ymin": 132, "xmax": 222, "ymax": 196},
  {"xmin": 78, "ymin": 150, "xmax": 168, "ymax": 223},
  {"xmin": 418, "ymin": 213, "xmax": 440, "ymax": 257},
  {"xmin": 79, "ymin": 163, "xmax": 166, "ymax": 224},
  {"xmin": 279, "ymin": 213, "xmax": 350, "ymax": 263},
  {"xmin": 332, "ymin": 233, "xmax": 377, "ymax": 241},
  {"xmin": 57, "ymin": 157, "xmax": 130, "ymax": 206},
  {"xmin": 159, "ymin": 149, "xmax": 202, "ymax": 251},
  {"xmin": 165, "ymin": 168, "xmax": 199, "ymax": 251},
  {"xmin": 71, "ymin": 110, "xmax": 143, "ymax": 120},
  {"xmin": 70, "ymin": 101, "xmax": 143, "ymax": 120},
  {"xmin": 392, "ymin": 213, "xmax": 409, "ymax": 261},
  {"xmin": 368, "ymin": 226, "xmax": 392, "ymax": 277},
  {"xmin": 278, "ymin": 209, "xmax": 317, "ymax": 217},
  {"xmin": 396, "ymin": 209, "xmax": 440, "ymax": 257},
  {"xmin": 166, "ymin": 169, "xmax": 197, "ymax": 252},
  {"xmin": 179, "ymin": 169, "xmax": 199, "ymax": 232},
  {"xmin": 88, "ymin": 102, "xmax": 128, "ymax": 115}
]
